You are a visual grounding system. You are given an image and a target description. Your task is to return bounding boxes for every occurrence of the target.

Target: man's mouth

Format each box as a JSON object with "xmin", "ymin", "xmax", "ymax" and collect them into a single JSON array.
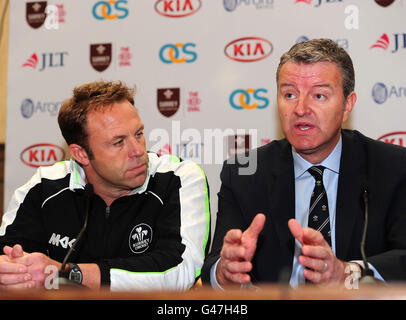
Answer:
[
  {"xmin": 129, "ymin": 163, "xmax": 147, "ymax": 173},
  {"xmin": 295, "ymin": 123, "xmax": 314, "ymax": 131}
]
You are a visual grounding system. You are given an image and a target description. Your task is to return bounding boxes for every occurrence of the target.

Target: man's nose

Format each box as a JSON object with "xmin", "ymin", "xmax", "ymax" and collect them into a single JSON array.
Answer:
[
  {"xmin": 294, "ymin": 95, "xmax": 311, "ymax": 116},
  {"xmin": 128, "ymin": 136, "xmax": 145, "ymax": 157}
]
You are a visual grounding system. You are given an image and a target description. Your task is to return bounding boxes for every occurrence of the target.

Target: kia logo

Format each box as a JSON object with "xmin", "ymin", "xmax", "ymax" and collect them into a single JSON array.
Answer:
[
  {"xmin": 154, "ymin": 0, "xmax": 201, "ymax": 17},
  {"xmin": 377, "ymin": 132, "xmax": 406, "ymax": 147},
  {"xmin": 224, "ymin": 37, "xmax": 273, "ymax": 62},
  {"xmin": 20, "ymin": 143, "xmax": 65, "ymax": 168}
]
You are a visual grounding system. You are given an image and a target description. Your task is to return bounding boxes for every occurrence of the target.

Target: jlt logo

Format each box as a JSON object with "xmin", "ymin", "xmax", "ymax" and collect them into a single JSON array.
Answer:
[
  {"xmin": 229, "ymin": 88, "xmax": 269, "ymax": 110},
  {"xmin": 295, "ymin": 0, "xmax": 343, "ymax": 7},
  {"xmin": 159, "ymin": 43, "xmax": 197, "ymax": 64},
  {"xmin": 22, "ymin": 52, "xmax": 68, "ymax": 71},
  {"xmin": 92, "ymin": 0, "xmax": 129, "ymax": 20},
  {"xmin": 370, "ymin": 33, "xmax": 406, "ymax": 53}
]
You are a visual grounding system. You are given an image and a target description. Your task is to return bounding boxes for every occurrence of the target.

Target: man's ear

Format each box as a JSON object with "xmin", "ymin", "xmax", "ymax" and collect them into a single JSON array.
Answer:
[
  {"xmin": 69, "ymin": 144, "xmax": 90, "ymax": 166},
  {"xmin": 342, "ymin": 91, "xmax": 357, "ymax": 123}
]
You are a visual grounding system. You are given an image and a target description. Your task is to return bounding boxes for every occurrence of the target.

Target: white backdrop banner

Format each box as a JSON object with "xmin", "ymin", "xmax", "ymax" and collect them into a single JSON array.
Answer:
[{"xmin": 5, "ymin": 0, "xmax": 406, "ymax": 233}]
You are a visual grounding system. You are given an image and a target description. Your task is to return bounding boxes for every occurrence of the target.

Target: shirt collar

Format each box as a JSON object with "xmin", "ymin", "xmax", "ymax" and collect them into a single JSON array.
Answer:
[{"xmin": 292, "ymin": 135, "xmax": 342, "ymax": 179}]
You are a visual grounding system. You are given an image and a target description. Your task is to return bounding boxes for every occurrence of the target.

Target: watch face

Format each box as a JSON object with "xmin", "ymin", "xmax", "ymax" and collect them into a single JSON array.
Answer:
[
  {"xmin": 68, "ymin": 264, "xmax": 83, "ymax": 284},
  {"xmin": 69, "ymin": 271, "xmax": 82, "ymax": 283}
]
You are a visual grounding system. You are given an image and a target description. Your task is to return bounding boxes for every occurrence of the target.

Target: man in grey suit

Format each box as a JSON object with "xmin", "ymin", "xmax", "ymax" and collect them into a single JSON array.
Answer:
[{"xmin": 202, "ymin": 38, "xmax": 406, "ymax": 288}]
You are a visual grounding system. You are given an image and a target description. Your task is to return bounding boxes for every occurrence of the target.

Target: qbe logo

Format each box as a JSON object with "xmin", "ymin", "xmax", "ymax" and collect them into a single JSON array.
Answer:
[
  {"xmin": 159, "ymin": 43, "xmax": 197, "ymax": 64},
  {"xmin": 372, "ymin": 82, "xmax": 406, "ymax": 104},
  {"xmin": 229, "ymin": 88, "xmax": 269, "ymax": 110},
  {"xmin": 92, "ymin": 0, "xmax": 129, "ymax": 20},
  {"xmin": 224, "ymin": 37, "xmax": 272, "ymax": 62},
  {"xmin": 155, "ymin": 0, "xmax": 201, "ymax": 17},
  {"xmin": 20, "ymin": 143, "xmax": 65, "ymax": 168}
]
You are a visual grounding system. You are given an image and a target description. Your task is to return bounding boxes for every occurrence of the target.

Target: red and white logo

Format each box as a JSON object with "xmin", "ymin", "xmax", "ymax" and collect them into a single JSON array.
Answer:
[
  {"xmin": 22, "ymin": 53, "xmax": 39, "ymax": 68},
  {"xmin": 224, "ymin": 37, "xmax": 273, "ymax": 62},
  {"xmin": 377, "ymin": 132, "xmax": 406, "ymax": 147},
  {"xmin": 118, "ymin": 47, "xmax": 132, "ymax": 67},
  {"xmin": 295, "ymin": 0, "xmax": 312, "ymax": 4},
  {"xmin": 187, "ymin": 91, "xmax": 201, "ymax": 112},
  {"xmin": 20, "ymin": 143, "xmax": 65, "ymax": 168},
  {"xmin": 370, "ymin": 33, "xmax": 390, "ymax": 50},
  {"xmin": 154, "ymin": 0, "xmax": 201, "ymax": 17}
]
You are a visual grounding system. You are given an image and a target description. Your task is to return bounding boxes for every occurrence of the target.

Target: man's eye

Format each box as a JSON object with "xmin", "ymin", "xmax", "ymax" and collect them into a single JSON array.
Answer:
[
  {"xmin": 315, "ymin": 93, "xmax": 326, "ymax": 100},
  {"xmin": 285, "ymin": 93, "xmax": 296, "ymax": 99},
  {"xmin": 113, "ymin": 140, "xmax": 123, "ymax": 146},
  {"xmin": 136, "ymin": 131, "xmax": 144, "ymax": 138}
]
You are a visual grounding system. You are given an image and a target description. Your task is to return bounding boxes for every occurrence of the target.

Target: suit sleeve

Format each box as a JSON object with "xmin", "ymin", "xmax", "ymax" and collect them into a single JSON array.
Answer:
[
  {"xmin": 201, "ymin": 161, "xmax": 248, "ymax": 283},
  {"xmin": 367, "ymin": 150, "xmax": 406, "ymax": 280}
]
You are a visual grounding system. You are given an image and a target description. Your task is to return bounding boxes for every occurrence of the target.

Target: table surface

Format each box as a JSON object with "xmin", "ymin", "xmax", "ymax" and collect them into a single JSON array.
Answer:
[{"xmin": 1, "ymin": 282, "xmax": 406, "ymax": 300}]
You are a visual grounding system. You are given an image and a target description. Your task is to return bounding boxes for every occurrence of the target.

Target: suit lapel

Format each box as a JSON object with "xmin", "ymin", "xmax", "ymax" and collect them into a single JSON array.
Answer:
[
  {"xmin": 266, "ymin": 140, "xmax": 296, "ymax": 261},
  {"xmin": 335, "ymin": 130, "xmax": 365, "ymax": 259}
]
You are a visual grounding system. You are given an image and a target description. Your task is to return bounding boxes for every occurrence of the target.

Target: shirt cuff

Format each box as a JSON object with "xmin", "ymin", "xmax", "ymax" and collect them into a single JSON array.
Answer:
[
  {"xmin": 210, "ymin": 258, "xmax": 225, "ymax": 290},
  {"xmin": 350, "ymin": 260, "xmax": 385, "ymax": 281}
]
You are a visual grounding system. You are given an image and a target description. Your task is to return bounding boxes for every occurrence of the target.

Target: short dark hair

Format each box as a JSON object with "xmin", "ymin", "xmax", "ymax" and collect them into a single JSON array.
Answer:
[
  {"xmin": 58, "ymin": 80, "xmax": 135, "ymax": 157},
  {"xmin": 276, "ymin": 38, "xmax": 355, "ymax": 99}
]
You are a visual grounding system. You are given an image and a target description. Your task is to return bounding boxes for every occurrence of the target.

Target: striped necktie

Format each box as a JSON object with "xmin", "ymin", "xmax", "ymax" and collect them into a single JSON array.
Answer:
[{"xmin": 307, "ymin": 166, "xmax": 331, "ymax": 246}]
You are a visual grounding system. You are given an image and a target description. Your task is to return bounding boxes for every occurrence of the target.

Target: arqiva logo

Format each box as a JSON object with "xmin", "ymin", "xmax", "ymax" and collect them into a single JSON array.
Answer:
[
  {"xmin": 224, "ymin": 37, "xmax": 273, "ymax": 62},
  {"xmin": 20, "ymin": 143, "xmax": 65, "ymax": 168},
  {"xmin": 155, "ymin": 0, "xmax": 201, "ymax": 17}
]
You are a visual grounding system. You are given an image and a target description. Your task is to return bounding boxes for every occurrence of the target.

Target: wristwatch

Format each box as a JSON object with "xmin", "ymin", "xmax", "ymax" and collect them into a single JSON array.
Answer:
[{"xmin": 66, "ymin": 263, "xmax": 83, "ymax": 284}]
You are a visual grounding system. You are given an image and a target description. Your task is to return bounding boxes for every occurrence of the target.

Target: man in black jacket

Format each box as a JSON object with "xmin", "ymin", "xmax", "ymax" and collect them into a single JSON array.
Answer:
[
  {"xmin": 202, "ymin": 39, "xmax": 406, "ymax": 288},
  {"xmin": 0, "ymin": 80, "xmax": 210, "ymax": 290}
]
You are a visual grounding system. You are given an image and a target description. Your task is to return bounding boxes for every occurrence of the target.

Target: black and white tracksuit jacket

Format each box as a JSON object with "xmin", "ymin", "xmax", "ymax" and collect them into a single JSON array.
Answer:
[{"xmin": 0, "ymin": 153, "xmax": 211, "ymax": 291}]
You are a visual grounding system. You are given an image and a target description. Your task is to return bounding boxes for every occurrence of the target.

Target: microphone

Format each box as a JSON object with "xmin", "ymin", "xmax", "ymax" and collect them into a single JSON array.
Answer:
[
  {"xmin": 359, "ymin": 182, "xmax": 377, "ymax": 284},
  {"xmin": 56, "ymin": 183, "xmax": 93, "ymax": 288}
]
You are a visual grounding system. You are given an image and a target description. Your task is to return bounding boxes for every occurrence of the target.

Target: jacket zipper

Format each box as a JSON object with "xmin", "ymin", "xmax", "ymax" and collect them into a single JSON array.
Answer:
[{"xmin": 103, "ymin": 206, "xmax": 111, "ymax": 256}]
